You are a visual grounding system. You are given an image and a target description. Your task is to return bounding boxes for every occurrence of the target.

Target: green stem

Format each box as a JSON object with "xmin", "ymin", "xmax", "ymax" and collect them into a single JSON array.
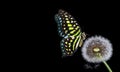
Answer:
[
  {"xmin": 97, "ymin": 53, "xmax": 112, "ymax": 72},
  {"xmin": 103, "ymin": 61, "xmax": 112, "ymax": 72}
]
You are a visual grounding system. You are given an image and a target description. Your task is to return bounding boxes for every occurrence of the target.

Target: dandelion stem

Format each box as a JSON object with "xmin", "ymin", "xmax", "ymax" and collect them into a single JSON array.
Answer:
[
  {"xmin": 98, "ymin": 53, "xmax": 112, "ymax": 72},
  {"xmin": 103, "ymin": 61, "xmax": 112, "ymax": 72}
]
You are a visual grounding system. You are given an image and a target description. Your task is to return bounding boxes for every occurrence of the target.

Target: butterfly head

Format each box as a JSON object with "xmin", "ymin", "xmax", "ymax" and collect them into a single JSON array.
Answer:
[
  {"xmin": 81, "ymin": 32, "xmax": 86, "ymax": 40},
  {"xmin": 79, "ymin": 32, "xmax": 86, "ymax": 47}
]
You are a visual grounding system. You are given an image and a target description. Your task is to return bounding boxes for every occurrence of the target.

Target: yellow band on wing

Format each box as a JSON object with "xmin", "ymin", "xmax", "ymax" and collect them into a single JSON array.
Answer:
[
  {"xmin": 68, "ymin": 23, "xmax": 72, "ymax": 26},
  {"xmin": 69, "ymin": 27, "xmax": 74, "ymax": 30}
]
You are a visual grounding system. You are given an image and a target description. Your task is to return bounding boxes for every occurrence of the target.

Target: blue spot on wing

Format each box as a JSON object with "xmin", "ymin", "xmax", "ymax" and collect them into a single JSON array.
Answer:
[
  {"xmin": 60, "ymin": 36, "xmax": 73, "ymax": 57},
  {"xmin": 60, "ymin": 37, "xmax": 67, "ymax": 57},
  {"xmin": 55, "ymin": 14, "xmax": 65, "ymax": 37}
]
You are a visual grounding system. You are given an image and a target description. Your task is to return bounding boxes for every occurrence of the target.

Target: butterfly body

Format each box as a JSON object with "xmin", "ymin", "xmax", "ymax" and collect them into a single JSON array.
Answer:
[{"xmin": 55, "ymin": 9, "xmax": 86, "ymax": 57}]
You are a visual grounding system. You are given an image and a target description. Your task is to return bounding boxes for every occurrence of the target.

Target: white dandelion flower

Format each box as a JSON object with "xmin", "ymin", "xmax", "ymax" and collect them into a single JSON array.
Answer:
[
  {"xmin": 81, "ymin": 35, "xmax": 113, "ymax": 72},
  {"xmin": 82, "ymin": 35, "xmax": 113, "ymax": 63}
]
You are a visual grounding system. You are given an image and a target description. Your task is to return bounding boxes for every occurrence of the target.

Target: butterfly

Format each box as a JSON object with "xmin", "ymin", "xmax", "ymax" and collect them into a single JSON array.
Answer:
[{"xmin": 55, "ymin": 9, "xmax": 86, "ymax": 57}]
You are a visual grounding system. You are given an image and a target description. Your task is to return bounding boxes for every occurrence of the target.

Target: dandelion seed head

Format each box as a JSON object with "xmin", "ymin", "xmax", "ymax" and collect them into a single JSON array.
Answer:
[{"xmin": 82, "ymin": 35, "xmax": 113, "ymax": 63}]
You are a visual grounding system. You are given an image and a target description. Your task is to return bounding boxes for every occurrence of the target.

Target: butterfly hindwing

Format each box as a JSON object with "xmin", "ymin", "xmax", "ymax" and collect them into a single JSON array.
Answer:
[{"xmin": 60, "ymin": 35, "xmax": 82, "ymax": 57}]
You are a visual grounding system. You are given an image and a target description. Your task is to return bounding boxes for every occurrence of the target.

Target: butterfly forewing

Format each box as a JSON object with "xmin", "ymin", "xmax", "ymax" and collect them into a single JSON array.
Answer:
[{"xmin": 55, "ymin": 9, "xmax": 81, "ymax": 37}]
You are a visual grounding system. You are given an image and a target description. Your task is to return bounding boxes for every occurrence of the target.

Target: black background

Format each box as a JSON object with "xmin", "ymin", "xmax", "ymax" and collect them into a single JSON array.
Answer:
[
  {"xmin": 45, "ymin": 0, "xmax": 120, "ymax": 72},
  {"xmin": 5, "ymin": 0, "xmax": 120, "ymax": 71}
]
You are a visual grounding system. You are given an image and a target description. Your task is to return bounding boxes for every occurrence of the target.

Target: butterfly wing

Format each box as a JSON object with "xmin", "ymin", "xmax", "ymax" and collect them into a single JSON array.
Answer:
[
  {"xmin": 55, "ymin": 9, "xmax": 81, "ymax": 37},
  {"xmin": 55, "ymin": 9, "xmax": 84, "ymax": 57},
  {"xmin": 60, "ymin": 35, "xmax": 82, "ymax": 57}
]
